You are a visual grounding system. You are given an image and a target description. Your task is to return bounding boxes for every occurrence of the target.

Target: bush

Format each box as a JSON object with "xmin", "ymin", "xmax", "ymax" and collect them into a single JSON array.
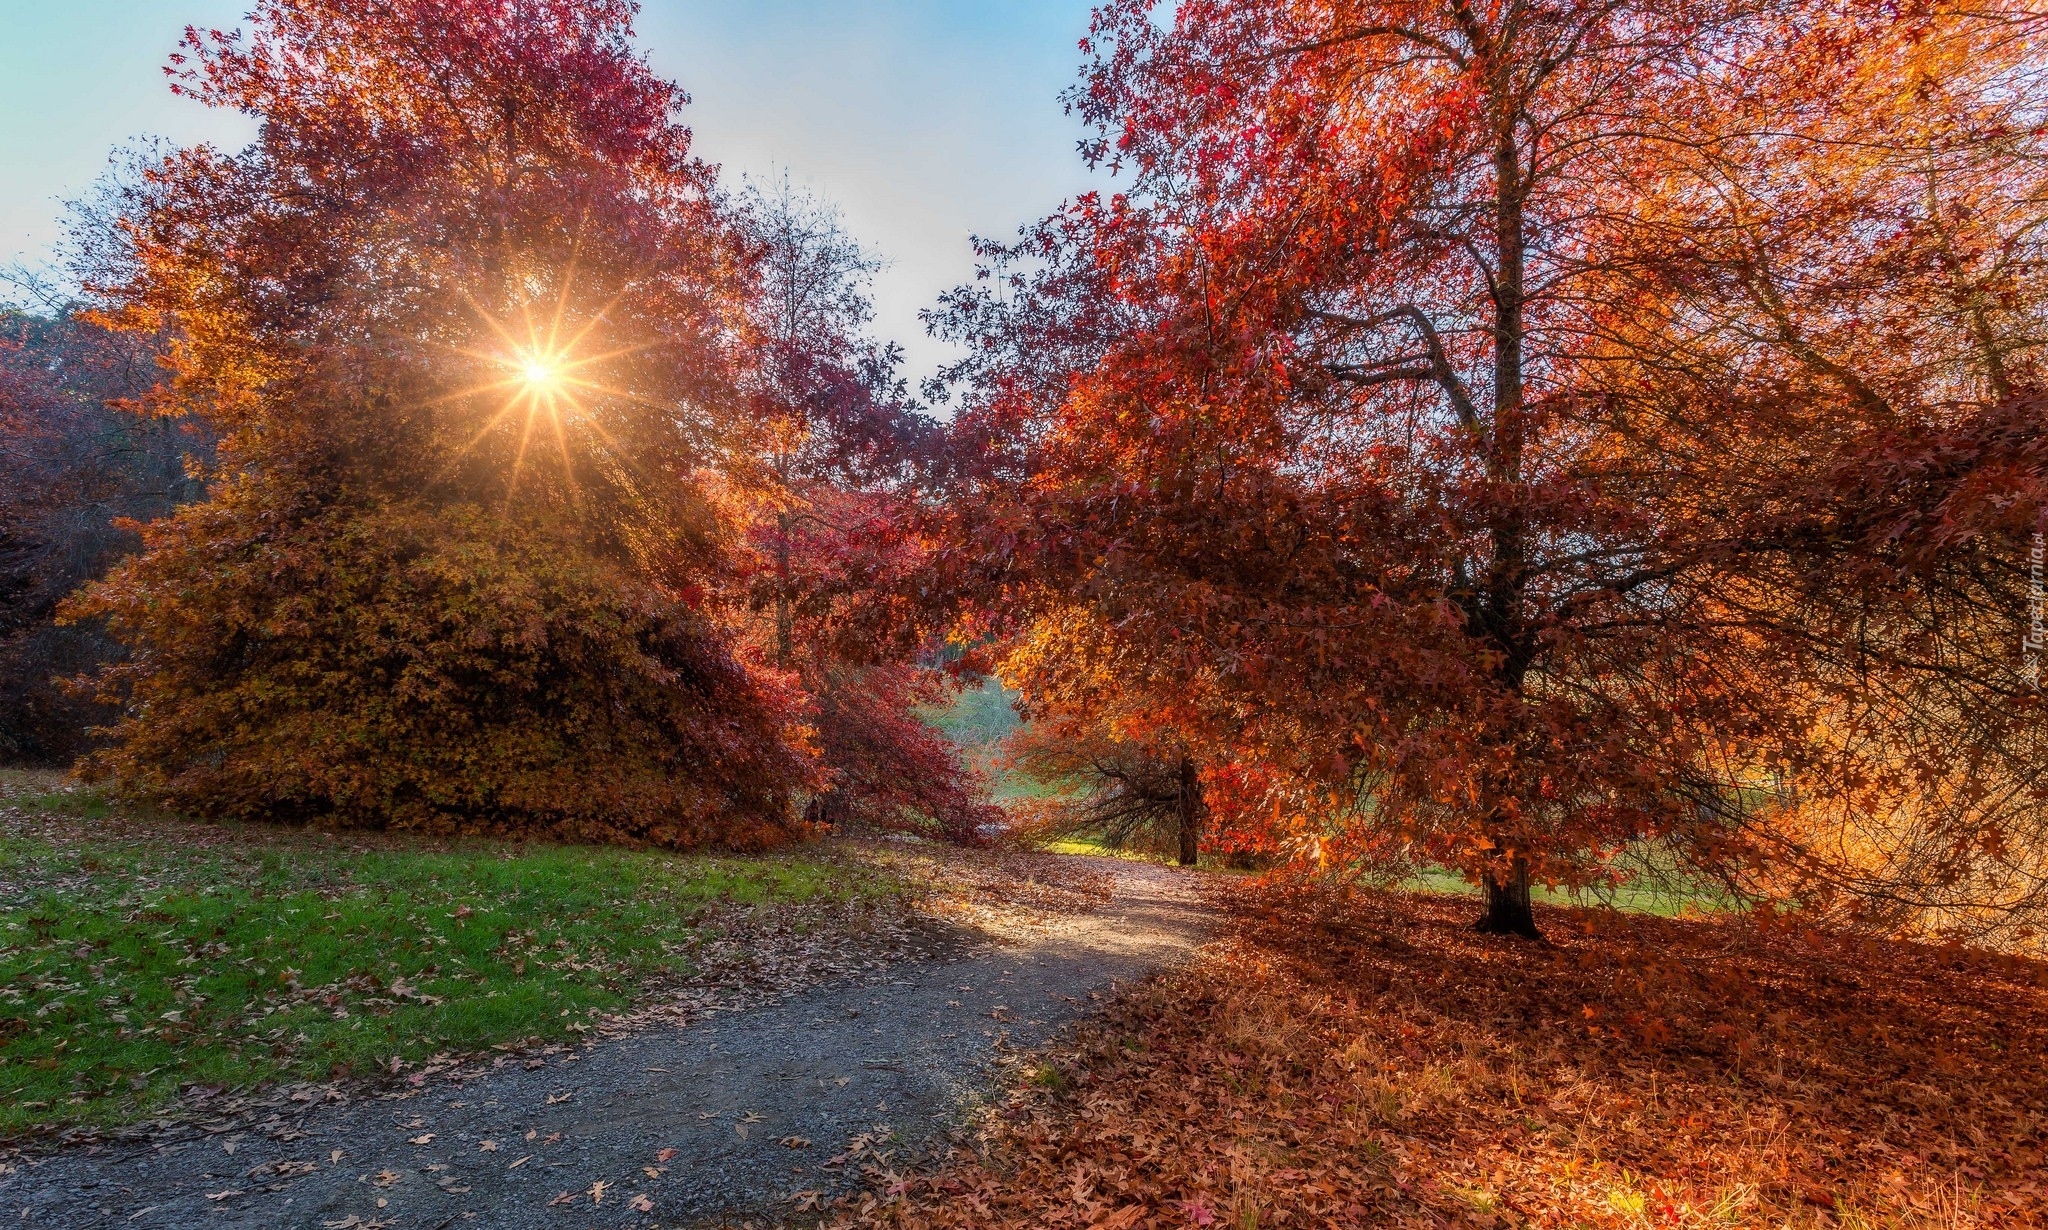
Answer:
[{"xmin": 70, "ymin": 496, "xmax": 817, "ymax": 847}]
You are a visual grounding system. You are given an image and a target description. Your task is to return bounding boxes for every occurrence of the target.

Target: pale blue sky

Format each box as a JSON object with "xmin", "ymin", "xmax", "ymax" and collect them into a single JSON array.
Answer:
[{"xmin": 0, "ymin": 0, "xmax": 1107, "ymax": 383}]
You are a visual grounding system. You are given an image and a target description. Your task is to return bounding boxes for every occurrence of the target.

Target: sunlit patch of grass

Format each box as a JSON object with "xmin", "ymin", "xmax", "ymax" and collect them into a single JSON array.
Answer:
[
  {"xmin": 0, "ymin": 787, "xmax": 900, "ymax": 1135},
  {"xmin": 1041, "ymin": 834, "xmax": 1141, "ymax": 859},
  {"xmin": 1401, "ymin": 864, "xmax": 1734, "ymax": 918},
  {"xmin": 1037, "ymin": 831, "xmax": 1260, "ymax": 874}
]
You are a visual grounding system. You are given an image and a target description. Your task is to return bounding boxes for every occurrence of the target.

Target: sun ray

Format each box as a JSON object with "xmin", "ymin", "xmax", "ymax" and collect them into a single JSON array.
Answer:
[
  {"xmin": 544, "ymin": 392, "xmax": 582, "ymax": 513},
  {"xmin": 505, "ymin": 390, "xmax": 543, "ymax": 508},
  {"xmin": 426, "ymin": 261, "xmax": 691, "ymax": 504},
  {"xmin": 545, "ymin": 227, "xmax": 586, "ymax": 357}
]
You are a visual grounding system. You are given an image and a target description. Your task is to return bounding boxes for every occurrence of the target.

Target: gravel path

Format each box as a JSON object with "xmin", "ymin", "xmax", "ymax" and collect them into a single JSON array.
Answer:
[{"xmin": 1, "ymin": 858, "xmax": 1212, "ymax": 1230}]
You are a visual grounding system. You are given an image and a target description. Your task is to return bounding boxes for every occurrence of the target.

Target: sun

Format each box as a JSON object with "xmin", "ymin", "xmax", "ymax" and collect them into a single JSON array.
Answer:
[
  {"xmin": 520, "ymin": 357, "xmax": 558, "ymax": 389},
  {"xmin": 438, "ymin": 274, "xmax": 658, "ymax": 506}
]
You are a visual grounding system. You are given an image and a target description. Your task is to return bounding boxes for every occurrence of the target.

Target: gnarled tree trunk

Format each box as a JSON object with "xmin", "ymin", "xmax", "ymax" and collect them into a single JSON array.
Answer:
[
  {"xmin": 1175, "ymin": 755, "xmax": 1202, "ymax": 867},
  {"xmin": 1475, "ymin": 855, "xmax": 1540, "ymax": 939}
]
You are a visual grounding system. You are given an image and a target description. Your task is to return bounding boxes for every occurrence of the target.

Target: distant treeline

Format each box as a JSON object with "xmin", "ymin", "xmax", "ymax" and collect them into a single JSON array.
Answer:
[{"xmin": 0, "ymin": 310, "xmax": 205, "ymax": 765}]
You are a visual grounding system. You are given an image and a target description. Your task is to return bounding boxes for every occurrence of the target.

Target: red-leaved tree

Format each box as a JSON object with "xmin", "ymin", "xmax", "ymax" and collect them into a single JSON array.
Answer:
[
  {"xmin": 735, "ymin": 178, "xmax": 995, "ymax": 841},
  {"xmin": 934, "ymin": 0, "xmax": 2048, "ymax": 938}
]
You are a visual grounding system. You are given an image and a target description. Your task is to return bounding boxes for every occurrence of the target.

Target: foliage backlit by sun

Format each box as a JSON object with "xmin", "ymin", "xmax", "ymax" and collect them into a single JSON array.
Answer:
[{"xmin": 438, "ymin": 285, "xmax": 649, "ymax": 504}]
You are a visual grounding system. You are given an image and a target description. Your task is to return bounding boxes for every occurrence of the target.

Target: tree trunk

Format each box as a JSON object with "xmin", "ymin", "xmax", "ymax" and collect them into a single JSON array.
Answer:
[
  {"xmin": 1475, "ymin": 856, "xmax": 1540, "ymax": 939},
  {"xmin": 774, "ymin": 512, "xmax": 793, "ymax": 671},
  {"xmin": 1463, "ymin": 108, "xmax": 1541, "ymax": 944},
  {"xmin": 1175, "ymin": 756, "xmax": 1201, "ymax": 867}
]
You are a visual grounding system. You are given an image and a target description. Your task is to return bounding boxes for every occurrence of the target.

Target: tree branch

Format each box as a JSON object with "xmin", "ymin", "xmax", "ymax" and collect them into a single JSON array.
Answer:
[{"xmin": 1310, "ymin": 306, "xmax": 1482, "ymax": 429}]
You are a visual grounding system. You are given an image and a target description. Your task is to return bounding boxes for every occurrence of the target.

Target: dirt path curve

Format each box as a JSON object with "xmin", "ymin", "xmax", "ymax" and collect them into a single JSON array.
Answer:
[{"xmin": 3, "ymin": 858, "xmax": 1213, "ymax": 1230}]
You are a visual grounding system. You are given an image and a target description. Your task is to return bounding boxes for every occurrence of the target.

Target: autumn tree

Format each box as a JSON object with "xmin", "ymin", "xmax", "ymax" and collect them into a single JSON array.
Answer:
[
  {"xmin": 735, "ymin": 177, "xmax": 994, "ymax": 840},
  {"xmin": 998, "ymin": 609, "xmax": 1209, "ymax": 865},
  {"xmin": 66, "ymin": 0, "xmax": 817, "ymax": 844},
  {"xmin": 935, "ymin": 0, "xmax": 2048, "ymax": 937},
  {"xmin": 1577, "ymin": 8, "xmax": 2048, "ymax": 938}
]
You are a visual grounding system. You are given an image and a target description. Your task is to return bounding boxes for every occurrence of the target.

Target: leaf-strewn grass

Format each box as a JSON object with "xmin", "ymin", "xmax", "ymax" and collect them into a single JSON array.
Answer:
[
  {"xmin": 1401, "ymin": 865, "xmax": 1732, "ymax": 918},
  {"xmin": 0, "ymin": 774, "xmax": 899, "ymax": 1135}
]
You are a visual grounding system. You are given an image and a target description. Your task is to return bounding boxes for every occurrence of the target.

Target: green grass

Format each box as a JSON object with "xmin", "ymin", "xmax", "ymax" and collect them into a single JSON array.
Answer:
[
  {"xmin": 1039, "ymin": 832, "xmax": 1263, "ymax": 873},
  {"xmin": 1399, "ymin": 866, "xmax": 1732, "ymax": 917},
  {"xmin": 1042, "ymin": 834, "xmax": 1137, "ymax": 859},
  {"xmin": 924, "ymin": 679, "xmax": 1070, "ymax": 803},
  {"xmin": 0, "ymin": 782, "xmax": 898, "ymax": 1135}
]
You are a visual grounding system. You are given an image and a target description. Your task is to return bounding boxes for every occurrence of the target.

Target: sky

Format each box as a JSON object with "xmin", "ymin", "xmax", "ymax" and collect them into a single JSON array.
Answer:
[{"xmin": 0, "ymin": 0, "xmax": 1110, "ymax": 386}]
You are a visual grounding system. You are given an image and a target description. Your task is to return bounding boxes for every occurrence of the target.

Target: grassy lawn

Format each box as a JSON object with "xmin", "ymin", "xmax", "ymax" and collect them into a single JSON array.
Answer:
[
  {"xmin": 1038, "ymin": 832, "xmax": 1262, "ymax": 874},
  {"xmin": 1401, "ymin": 865, "xmax": 1731, "ymax": 918},
  {"xmin": 0, "ymin": 773, "xmax": 901, "ymax": 1136}
]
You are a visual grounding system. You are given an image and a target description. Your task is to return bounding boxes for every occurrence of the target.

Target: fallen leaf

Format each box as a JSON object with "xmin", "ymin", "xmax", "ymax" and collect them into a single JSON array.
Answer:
[
  {"xmin": 629, "ymin": 1193, "xmax": 654, "ymax": 1213},
  {"xmin": 780, "ymin": 1136, "xmax": 812, "ymax": 1148},
  {"xmin": 407, "ymin": 1134, "xmax": 434, "ymax": 1145},
  {"xmin": 589, "ymin": 1179, "xmax": 609, "ymax": 1205},
  {"xmin": 546, "ymin": 1091, "xmax": 573, "ymax": 1105},
  {"xmin": 508, "ymin": 1156, "xmax": 531, "ymax": 1169},
  {"xmin": 478, "ymin": 1140, "xmax": 498, "ymax": 1152},
  {"xmin": 655, "ymin": 1147, "xmax": 676, "ymax": 1162},
  {"xmin": 204, "ymin": 1190, "xmax": 243, "ymax": 1201},
  {"xmin": 547, "ymin": 1190, "xmax": 576, "ymax": 1207}
]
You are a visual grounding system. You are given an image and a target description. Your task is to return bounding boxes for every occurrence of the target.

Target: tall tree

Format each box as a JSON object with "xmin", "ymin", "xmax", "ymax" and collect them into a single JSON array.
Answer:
[
  {"xmin": 735, "ymin": 177, "xmax": 995, "ymax": 840},
  {"xmin": 935, "ymin": 0, "xmax": 2048, "ymax": 937},
  {"xmin": 67, "ymin": 0, "xmax": 816, "ymax": 844}
]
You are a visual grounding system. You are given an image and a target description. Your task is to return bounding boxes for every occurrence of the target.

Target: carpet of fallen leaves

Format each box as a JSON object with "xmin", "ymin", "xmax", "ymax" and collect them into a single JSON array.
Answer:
[
  {"xmin": 869, "ymin": 837, "xmax": 1118, "ymax": 936},
  {"xmin": 829, "ymin": 882, "xmax": 2048, "ymax": 1230}
]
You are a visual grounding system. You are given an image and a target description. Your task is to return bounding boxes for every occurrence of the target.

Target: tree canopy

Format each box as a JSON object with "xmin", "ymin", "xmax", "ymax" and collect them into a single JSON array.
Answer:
[
  {"xmin": 56, "ymin": 0, "xmax": 901, "ymax": 844},
  {"xmin": 932, "ymin": 0, "xmax": 2048, "ymax": 938}
]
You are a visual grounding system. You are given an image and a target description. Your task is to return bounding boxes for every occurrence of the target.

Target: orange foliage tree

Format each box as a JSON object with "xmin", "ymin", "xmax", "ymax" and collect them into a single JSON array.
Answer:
[
  {"xmin": 934, "ymin": 0, "xmax": 2048, "ymax": 936},
  {"xmin": 64, "ymin": 0, "xmax": 818, "ymax": 844},
  {"xmin": 997, "ymin": 608, "xmax": 1210, "ymax": 866}
]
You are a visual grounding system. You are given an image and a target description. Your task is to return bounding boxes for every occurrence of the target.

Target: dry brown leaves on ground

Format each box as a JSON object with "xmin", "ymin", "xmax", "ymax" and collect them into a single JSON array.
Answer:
[
  {"xmin": 866, "ymin": 838, "xmax": 1117, "ymax": 937},
  {"xmin": 831, "ymin": 884, "xmax": 2048, "ymax": 1230}
]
